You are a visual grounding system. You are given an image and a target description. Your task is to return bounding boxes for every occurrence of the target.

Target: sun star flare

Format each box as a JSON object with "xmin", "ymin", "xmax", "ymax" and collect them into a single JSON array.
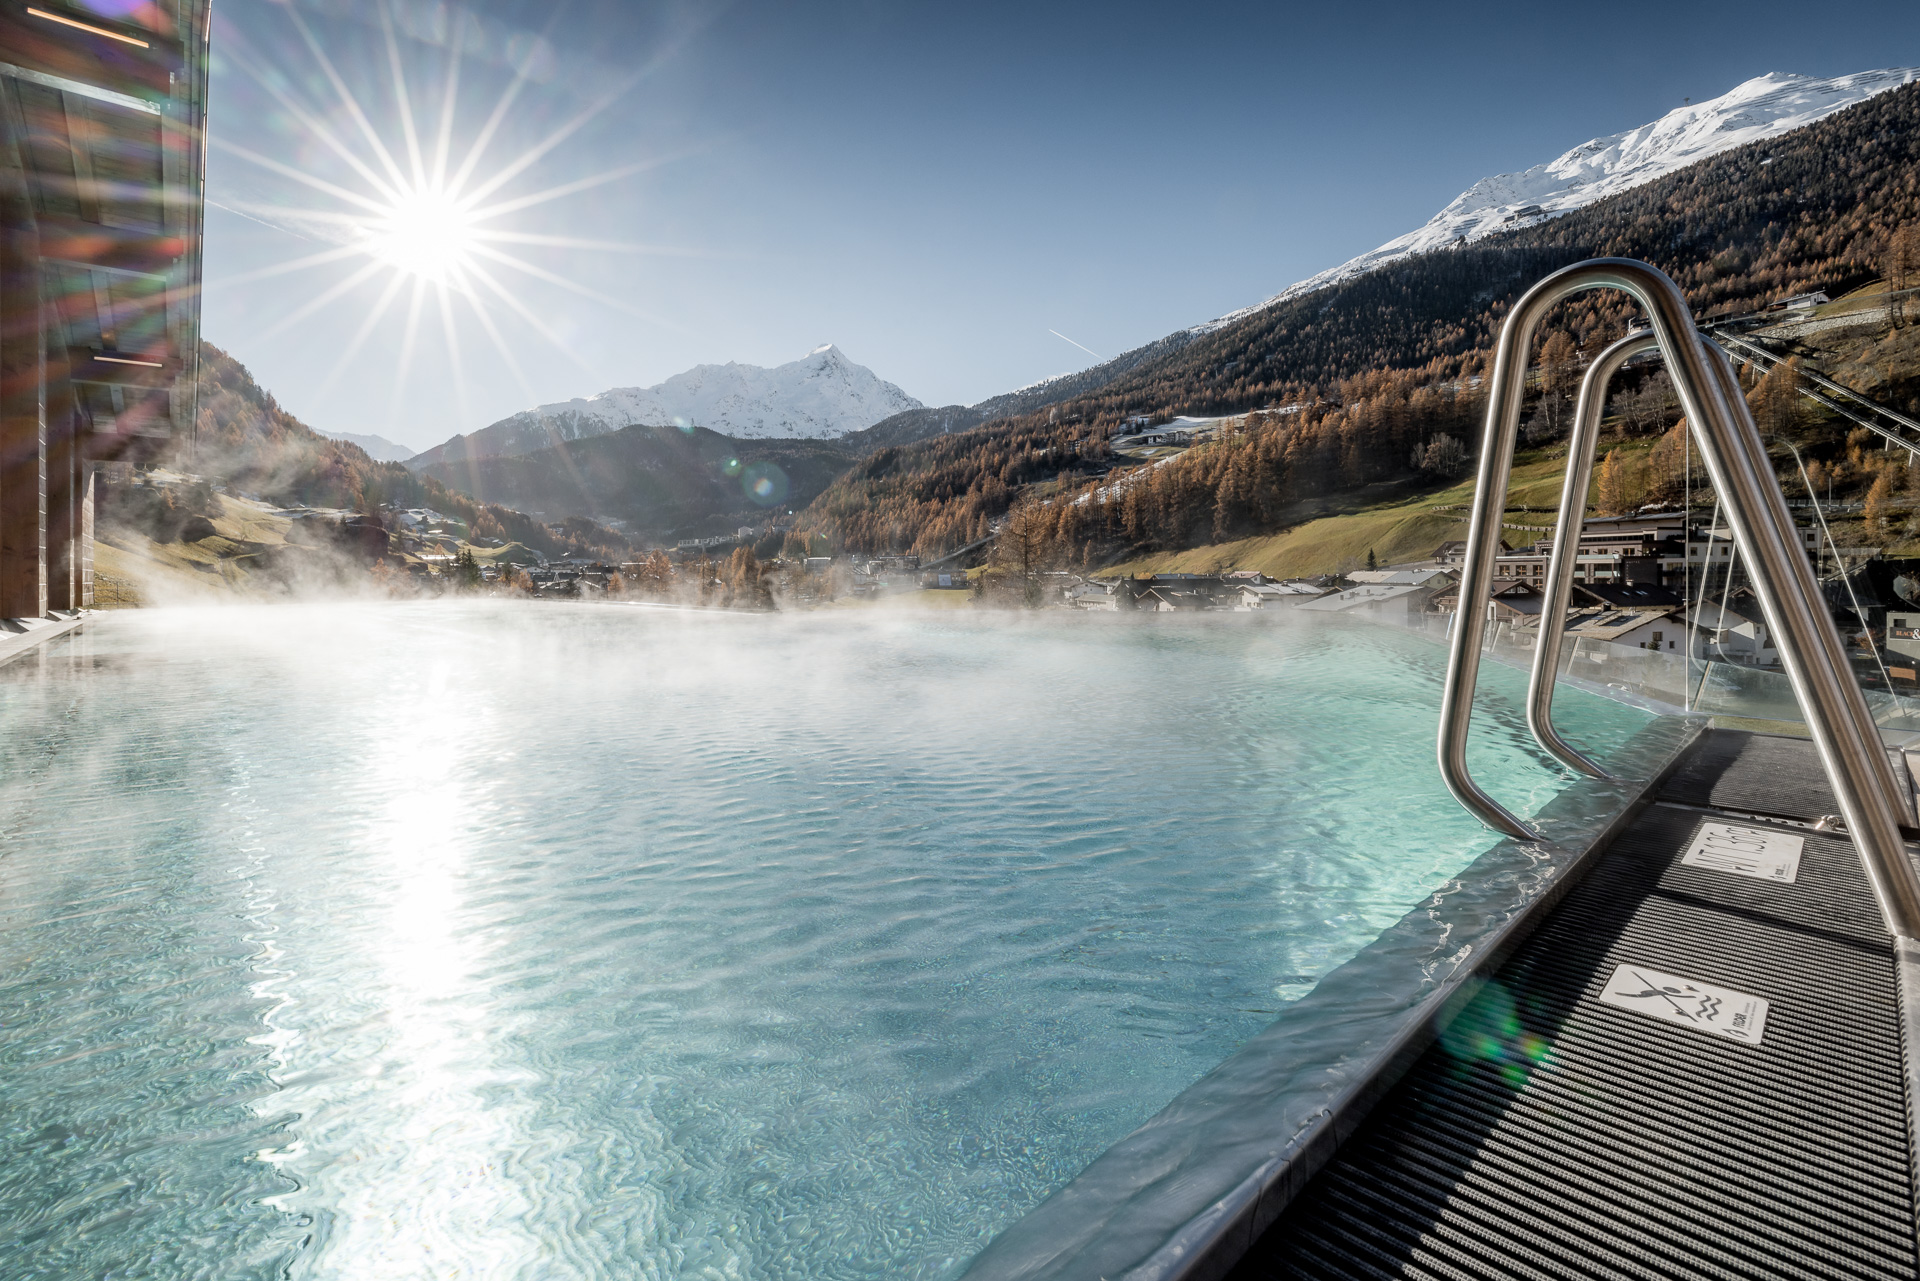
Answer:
[
  {"xmin": 208, "ymin": 6, "xmax": 673, "ymax": 426},
  {"xmin": 363, "ymin": 188, "xmax": 480, "ymax": 284}
]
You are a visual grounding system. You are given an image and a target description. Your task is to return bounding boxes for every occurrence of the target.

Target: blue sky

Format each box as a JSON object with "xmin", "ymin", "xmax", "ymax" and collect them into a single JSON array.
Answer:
[{"xmin": 201, "ymin": 0, "xmax": 1920, "ymax": 451}]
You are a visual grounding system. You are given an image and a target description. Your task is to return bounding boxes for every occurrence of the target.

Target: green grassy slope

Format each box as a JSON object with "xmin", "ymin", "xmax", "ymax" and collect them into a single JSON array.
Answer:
[{"xmin": 1101, "ymin": 449, "xmax": 1599, "ymax": 578}]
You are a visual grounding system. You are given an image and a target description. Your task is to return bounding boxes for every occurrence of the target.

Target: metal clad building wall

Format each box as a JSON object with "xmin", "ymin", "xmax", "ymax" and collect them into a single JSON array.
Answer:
[
  {"xmin": 0, "ymin": 82, "xmax": 47, "ymax": 617},
  {"xmin": 0, "ymin": 0, "xmax": 208, "ymax": 614}
]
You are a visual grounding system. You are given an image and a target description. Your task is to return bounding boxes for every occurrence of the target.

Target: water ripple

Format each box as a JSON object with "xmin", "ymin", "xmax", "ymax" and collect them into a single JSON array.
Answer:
[{"xmin": 0, "ymin": 603, "xmax": 1652, "ymax": 1279}]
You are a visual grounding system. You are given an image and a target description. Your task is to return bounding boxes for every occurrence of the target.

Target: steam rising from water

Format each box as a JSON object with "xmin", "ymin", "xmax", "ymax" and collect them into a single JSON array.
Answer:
[{"xmin": 0, "ymin": 604, "xmax": 1650, "ymax": 1278}]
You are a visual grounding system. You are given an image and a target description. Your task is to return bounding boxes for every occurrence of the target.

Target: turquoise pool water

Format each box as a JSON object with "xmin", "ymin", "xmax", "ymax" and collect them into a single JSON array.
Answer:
[{"xmin": 0, "ymin": 603, "xmax": 1653, "ymax": 1279}]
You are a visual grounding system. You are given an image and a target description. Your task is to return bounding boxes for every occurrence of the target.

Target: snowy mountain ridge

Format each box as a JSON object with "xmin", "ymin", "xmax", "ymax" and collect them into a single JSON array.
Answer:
[
  {"xmin": 315, "ymin": 428, "xmax": 415, "ymax": 463},
  {"xmin": 408, "ymin": 344, "xmax": 922, "ymax": 471},
  {"xmin": 1192, "ymin": 68, "xmax": 1920, "ymax": 335}
]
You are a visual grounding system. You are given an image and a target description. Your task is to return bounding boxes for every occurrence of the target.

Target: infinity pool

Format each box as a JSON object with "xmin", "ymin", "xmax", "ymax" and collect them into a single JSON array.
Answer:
[{"xmin": 0, "ymin": 602, "xmax": 1653, "ymax": 1279}]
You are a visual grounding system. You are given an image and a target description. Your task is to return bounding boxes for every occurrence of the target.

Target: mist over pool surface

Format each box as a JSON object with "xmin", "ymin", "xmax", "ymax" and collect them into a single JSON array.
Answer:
[{"xmin": 0, "ymin": 602, "xmax": 1652, "ymax": 1279}]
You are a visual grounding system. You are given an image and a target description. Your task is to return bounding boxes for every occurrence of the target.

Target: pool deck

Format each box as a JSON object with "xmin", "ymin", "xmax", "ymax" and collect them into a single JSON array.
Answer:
[
  {"xmin": 0, "ymin": 613, "xmax": 85, "ymax": 669},
  {"xmin": 1228, "ymin": 728, "xmax": 1920, "ymax": 1280}
]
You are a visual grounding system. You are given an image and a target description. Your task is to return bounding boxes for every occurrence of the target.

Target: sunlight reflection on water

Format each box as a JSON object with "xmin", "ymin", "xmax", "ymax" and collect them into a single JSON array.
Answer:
[{"xmin": 0, "ymin": 602, "xmax": 1651, "ymax": 1279}]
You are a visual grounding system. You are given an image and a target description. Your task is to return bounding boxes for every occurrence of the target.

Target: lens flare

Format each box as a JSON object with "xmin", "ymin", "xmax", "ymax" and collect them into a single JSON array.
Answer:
[
  {"xmin": 206, "ymin": 7, "xmax": 685, "ymax": 423},
  {"xmin": 742, "ymin": 462, "xmax": 788, "ymax": 506},
  {"xmin": 1438, "ymin": 979, "xmax": 1550, "ymax": 1088}
]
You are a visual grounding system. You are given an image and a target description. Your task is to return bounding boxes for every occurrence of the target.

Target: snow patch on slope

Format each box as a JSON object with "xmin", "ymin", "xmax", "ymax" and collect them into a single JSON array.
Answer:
[
  {"xmin": 410, "ymin": 345, "xmax": 923, "ymax": 469},
  {"xmin": 522, "ymin": 344, "xmax": 919, "ymax": 441},
  {"xmin": 1196, "ymin": 68, "xmax": 1920, "ymax": 333},
  {"xmin": 315, "ymin": 429, "xmax": 415, "ymax": 462}
]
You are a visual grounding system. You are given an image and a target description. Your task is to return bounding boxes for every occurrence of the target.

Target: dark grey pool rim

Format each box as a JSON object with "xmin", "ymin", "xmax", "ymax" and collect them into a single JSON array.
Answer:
[{"xmin": 959, "ymin": 714, "xmax": 1706, "ymax": 1281}]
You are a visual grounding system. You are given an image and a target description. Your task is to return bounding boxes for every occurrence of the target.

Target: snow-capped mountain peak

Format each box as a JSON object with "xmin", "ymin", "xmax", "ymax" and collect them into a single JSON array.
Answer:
[
  {"xmin": 1197, "ymin": 67, "xmax": 1920, "ymax": 333},
  {"xmin": 314, "ymin": 428, "xmax": 415, "ymax": 463},
  {"xmin": 406, "ymin": 346, "xmax": 923, "ymax": 471}
]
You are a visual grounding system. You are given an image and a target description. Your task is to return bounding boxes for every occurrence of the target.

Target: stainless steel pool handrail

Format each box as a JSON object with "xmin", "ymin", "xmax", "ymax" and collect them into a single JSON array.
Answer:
[
  {"xmin": 1438, "ymin": 257, "xmax": 1920, "ymax": 940},
  {"xmin": 1693, "ymin": 333, "xmax": 1916, "ymax": 837},
  {"xmin": 1525, "ymin": 330, "xmax": 1658, "ymax": 781}
]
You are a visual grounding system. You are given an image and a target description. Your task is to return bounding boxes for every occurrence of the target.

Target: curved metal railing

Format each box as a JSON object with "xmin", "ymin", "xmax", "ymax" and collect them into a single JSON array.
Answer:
[
  {"xmin": 1525, "ymin": 329, "xmax": 1658, "ymax": 781},
  {"xmin": 1438, "ymin": 257, "xmax": 1920, "ymax": 940}
]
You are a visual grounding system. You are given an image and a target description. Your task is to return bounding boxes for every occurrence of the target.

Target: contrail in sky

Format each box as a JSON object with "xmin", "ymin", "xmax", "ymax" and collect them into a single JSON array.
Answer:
[{"xmin": 1049, "ymin": 329, "xmax": 1104, "ymax": 361}]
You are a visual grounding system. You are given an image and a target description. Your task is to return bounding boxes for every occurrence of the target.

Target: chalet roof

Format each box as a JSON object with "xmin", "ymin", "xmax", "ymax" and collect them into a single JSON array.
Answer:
[
  {"xmin": 1296, "ymin": 583, "xmax": 1431, "ymax": 612},
  {"xmin": 1577, "ymin": 513, "xmax": 1687, "ymax": 531},
  {"xmin": 1575, "ymin": 583, "xmax": 1684, "ymax": 609},
  {"xmin": 1434, "ymin": 580, "xmax": 1545, "ymax": 615},
  {"xmin": 1436, "ymin": 578, "xmax": 1535, "ymax": 598},
  {"xmin": 1690, "ymin": 601, "xmax": 1762, "ymax": 635},
  {"xmin": 1143, "ymin": 587, "xmax": 1209, "ymax": 609},
  {"xmin": 1347, "ymin": 568, "xmax": 1455, "ymax": 586},
  {"xmin": 1564, "ymin": 606, "xmax": 1676, "ymax": 641}
]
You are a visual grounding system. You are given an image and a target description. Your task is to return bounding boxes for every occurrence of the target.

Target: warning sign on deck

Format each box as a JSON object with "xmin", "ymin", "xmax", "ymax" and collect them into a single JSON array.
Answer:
[
  {"xmin": 1680, "ymin": 823, "xmax": 1802, "ymax": 884},
  {"xmin": 1597, "ymin": 964, "xmax": 1769, "ymax": 1044}
]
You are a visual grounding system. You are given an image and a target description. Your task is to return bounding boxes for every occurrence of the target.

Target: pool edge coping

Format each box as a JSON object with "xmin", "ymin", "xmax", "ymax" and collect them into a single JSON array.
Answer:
[
  {"xmin": 959, "ymin": 714, "xmax": 1706, "ymax": 1281},
  {"xmin": 0, "ymin": 614, "xmax": 86, "ymax": 669}
]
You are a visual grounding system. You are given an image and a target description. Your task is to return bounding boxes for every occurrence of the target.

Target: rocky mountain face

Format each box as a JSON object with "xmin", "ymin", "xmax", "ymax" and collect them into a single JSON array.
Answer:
[
  {"xmin": 791, "ymin": 75, "xmax": 1920, "ymax": 560},
  {"xmin": 314, "ymin": 429, "xmax": 414, "ymax": 463},
  {"xmin": 845, "ymin": 66, "xmax": 1920, "ymax": 455},
  {"xmin": 407, "ymin": 345, "xmax": 921, "ymax": 472},
  {"xmin": 1197, "ymin": 67, "xmax": 1920, "ymax": 332},
  {"xmin": 421, "ymin": 68, "xmax": 1920, "ymax": 548}
]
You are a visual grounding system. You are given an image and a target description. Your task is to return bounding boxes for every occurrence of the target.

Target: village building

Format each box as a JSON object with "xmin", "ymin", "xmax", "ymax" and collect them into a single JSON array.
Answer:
[
  {"xmin": 1235, "ymin": 583, "xmax": 1291, "ymax": 609},
  {"xmin": 1116, "ymin": 574, "xmax": 1243, "ymax": 609},
  {"xmin": 1495, "ymin": 528, "xmax": 1677, "ymax": 588},
  {"xmin": 1766, "ymin": 291, "xmax": 1830, "ymax": 313},
  {"xmin": 1295, "ymin": 580, "xmax": 1447, "ymax": 623},
  {"xmin": 1887, "ymin": 611, "xmax": 1920, "ymax": 683},
  {"xmin": 1432, "ymin": 539, "xmax": 1510, "ymax": 567},
  {"xmin": 1433, "ymin": 578, "xmax": 1545, "ymax": 623},
  {"xmin": 1348, "ymin": 568, "xmax": 1456, "ymax": 587},
  {"xmin": 1561, "ymin": 606, "xmax": 1680, "ymax": 651},
  {"xmin": 1572, "ymin": 582, "xmax": 1685, "ymax": 611},
  {"xmin": 1065, "ymin": 580, "xmax": 1120, "ymax": 609},
  {"xmin": 1235, "ymin": 581, "xmax": 1329, "ymax": 609},
  {"xmin": 1139, "ymin": 586, "xmax": 1215, "ymax": 611},
  {"xmin": 1686, "ymin": 522, "xmax": 1822, "ymax": 571},
  {"xmin": 1689, "ymin": 601, "xmax": 1774, "ymax": 663},
  {"xmin": 1889, "ymin": 611, "xmax": 1920, "ymax": 664}
]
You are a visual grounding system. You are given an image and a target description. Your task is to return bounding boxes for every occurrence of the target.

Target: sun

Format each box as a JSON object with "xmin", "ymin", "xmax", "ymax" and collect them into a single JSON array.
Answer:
[
  {"xmin": 205, "ymin": 4, "xmax": 678, "ymax": 421},
  {"xmin": 364, "ymin": 188, "xmax": 478, "ymax": 285}
]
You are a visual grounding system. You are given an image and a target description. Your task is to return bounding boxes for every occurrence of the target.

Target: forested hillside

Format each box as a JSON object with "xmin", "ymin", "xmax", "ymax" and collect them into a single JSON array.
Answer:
[
  {"xmin": 846, "ymin": 328, "xmax": 1204, "ymax": 453},
  {"xmin": 797, "ymin": 81, "xmax": 1920, "ymax": 563},
  {"xmin": 408, "ymin": 422, "xmax": 854, "ymax": 539},
  {"xmin": 166, "ymin": 345, "xmax": 624, "ymax": 560}
]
